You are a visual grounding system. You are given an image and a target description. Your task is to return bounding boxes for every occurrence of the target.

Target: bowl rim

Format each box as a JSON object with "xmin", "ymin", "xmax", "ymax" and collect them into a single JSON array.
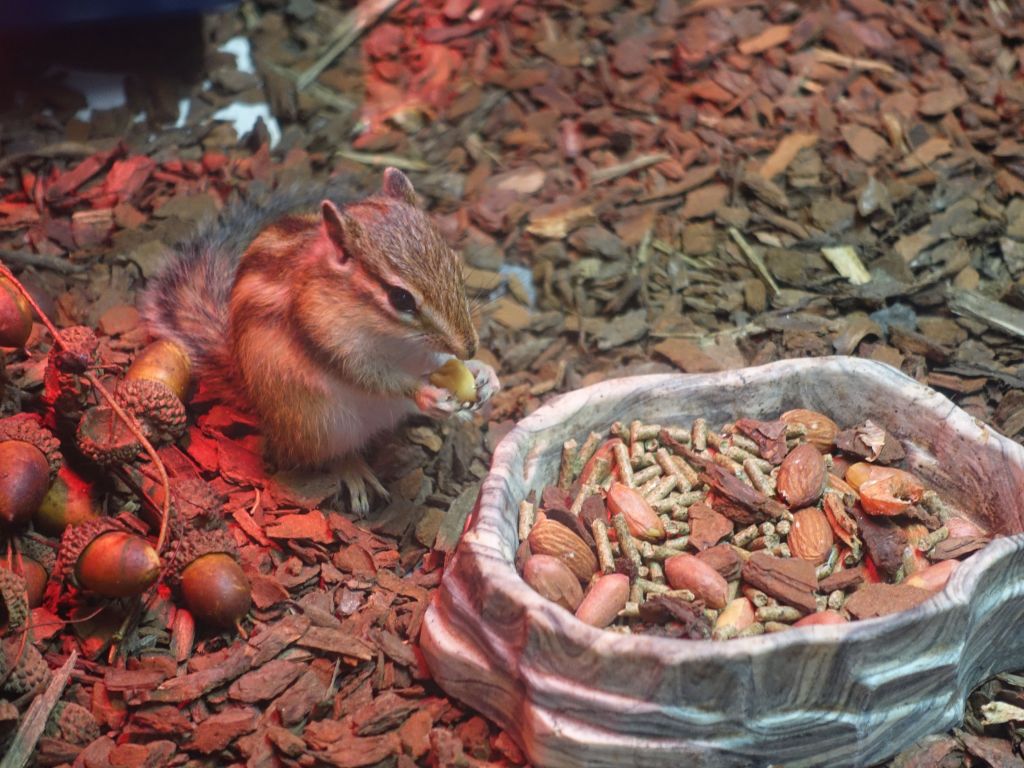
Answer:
[{"xmin": 461, "ymin": 355, "xmax": 1024, "ymax": 660}]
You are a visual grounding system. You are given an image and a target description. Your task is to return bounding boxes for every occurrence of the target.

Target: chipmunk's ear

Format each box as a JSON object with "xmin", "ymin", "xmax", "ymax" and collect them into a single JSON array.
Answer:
[
  {"xmin": 321, "ymin": 200, "xmax": 363, "ymax": 263},
  {"xmin": 381, "ymin": 167, "xmax": 418, "ymax": 206}
]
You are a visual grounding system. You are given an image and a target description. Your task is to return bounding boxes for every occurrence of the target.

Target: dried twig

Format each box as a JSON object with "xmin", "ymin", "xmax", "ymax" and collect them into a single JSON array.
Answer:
[
  {"xmin": 948, "ymin": 288, "xmax": 1024, "ymax": 340},
  {"xmin": 728, "ymin": 227, "xmax": 779, "ymax": 297},
  {"xmin": 332, "ymin": 149, "xmax": 431, "ymax": 171},
  {"xmin": 0, "ymin": 250, "xmax": 87, "ymax": 274},
  {"xmin": 0, "ymin": 141, "xmax": 98, "ymax": 174},
  {"xmin": 258, "ymin": 58, "xmax": 357, "ymax": 113},
  {"xmin": 590, "ymin": 153, "xmax": 670, "ymax": 185},
  {"xmin": 0, "ymin": 651, "xmax": 78, "ymax": 768},
  {"xmin": 296, "ymin": 0, "xmax": 402, "ymax": 91}
]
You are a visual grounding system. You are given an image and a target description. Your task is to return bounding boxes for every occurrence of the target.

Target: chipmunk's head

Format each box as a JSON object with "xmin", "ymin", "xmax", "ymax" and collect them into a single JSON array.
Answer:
[{"xmin": 319, "ymin": 168, "xmax": 477, "ymax": 361}]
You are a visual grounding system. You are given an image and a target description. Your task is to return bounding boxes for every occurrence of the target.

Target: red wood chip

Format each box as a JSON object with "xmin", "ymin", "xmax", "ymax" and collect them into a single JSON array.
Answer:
[
  {"xmin": 741, "ymin": 551, "xmax": 818, "ymax": 613},
  {"xmin": 844, "ymin": 583, "xmax": 933, "ymax": 620},
  {"xmin": 264, "ymin": 511, "xmax": 334, "ymax": 543},
  {"xmin": 688, "ymin": 502, "xmax": 735, "ymax": 550}
]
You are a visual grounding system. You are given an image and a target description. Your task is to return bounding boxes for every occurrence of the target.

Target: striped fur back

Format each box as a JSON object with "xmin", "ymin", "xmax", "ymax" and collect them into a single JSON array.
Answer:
[{"xmin": 138, "ymin": 176, "xmax": 367, "ymax": 381}]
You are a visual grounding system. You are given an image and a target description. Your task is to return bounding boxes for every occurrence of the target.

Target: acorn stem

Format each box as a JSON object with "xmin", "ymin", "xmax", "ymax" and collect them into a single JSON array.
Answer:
[
  {"xmin": 0, "ymin": 263, "xmax": 173, "ymax": 554},
  {"xmin": 107, "ymin": 594, "xmax": 146, "ymax": 665}
]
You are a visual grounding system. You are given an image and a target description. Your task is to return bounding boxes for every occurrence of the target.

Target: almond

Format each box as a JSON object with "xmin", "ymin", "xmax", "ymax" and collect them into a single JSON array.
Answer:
[
  {"xmin": 664, "ymin": 553, "xmax": 729, "ymax": 609},
  {"xmin": 777, "ymin": 443, "xmax": 826, "ymax": 509},
  {"xmin": 787, "ymin": 507, "xmax": 834, "ymax": 565},
  {"xmin": 575, "ymin": 573, "xmax": 629, "ymax": 628},
  {"xmin": 523, "ymin": 554, "xmax": 584, "ymax": 611},
  {"xmin": 606, "ymin": 482, "xmax": 665, "ymax": 542},
  {"xmin": 527, "ymin": 519, "xmax": 598, "ymax": 582},
  {"xmin": 781, "ymin": 409, "xmax": 838, "ymax": 452}
]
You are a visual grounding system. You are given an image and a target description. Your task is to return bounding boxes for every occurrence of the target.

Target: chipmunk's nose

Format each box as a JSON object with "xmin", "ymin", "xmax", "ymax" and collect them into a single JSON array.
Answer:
[{"xmin": 461, "ymin": 333, "xmax": 477, "ymax": 360}]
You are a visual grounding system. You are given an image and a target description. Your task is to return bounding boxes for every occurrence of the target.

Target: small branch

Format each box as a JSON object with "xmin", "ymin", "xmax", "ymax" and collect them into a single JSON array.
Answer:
[
  {"xmin": 332, "ymin": 149, "xmax": 430, "ymax": 171},
  {"xmin": 0, "ymin": 141, "xmax": 99, "ymax": 173},
  {"xmin": 947, "ymin": 287, "xmax": 1024, "ymax": 341},
  {"xmin": 0, "ymin": 651, "xmax": 78, "ymax": 768},
  {"xmin": 258, "ymin": 59, "xmax": 357, "ymax": 114},
  {"xmin": 296, "ymin": 0, "xmax": 402, "ymax": 91},
  {"xmin": 0, "ymin": 250, "xmax": 87, "ymax": 275},
  {"xmin": 590, "ymin": 153, "xmax": 670, "ymax": 185},
  {"xmin": 728, "ymin": 227, "xmax": 779, "ymax": 297}
]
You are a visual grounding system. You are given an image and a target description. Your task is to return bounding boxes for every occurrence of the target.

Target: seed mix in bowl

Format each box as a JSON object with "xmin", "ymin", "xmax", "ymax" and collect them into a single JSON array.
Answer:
[{"xmin": 516, "ymin": 409, "xmax": 993, "ymax": 640}]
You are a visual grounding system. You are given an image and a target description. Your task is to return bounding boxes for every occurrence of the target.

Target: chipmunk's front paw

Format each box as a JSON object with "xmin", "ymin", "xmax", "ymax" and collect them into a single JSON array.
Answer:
[
  {"xmin": 464, "ymin": 359, "xmax": 501, "ymax": 409},
  {"xmin": 414, "ymin": 383, "xmax": 460, "ymax": 420},
  {"xmin": 336, "ymin": 455, "xmax": 389, "ymax": 516}
]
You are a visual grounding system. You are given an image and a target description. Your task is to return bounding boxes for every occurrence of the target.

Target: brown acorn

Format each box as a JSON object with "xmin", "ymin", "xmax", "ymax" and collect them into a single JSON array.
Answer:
[
  {"xmin": 166, "ymin": 528, "xmax": 251, "ymax": 629},
  {"xmin": 35, "ymin": 464, "xmax": 101, "ymax": 535},
  {"xmin": 126, "ymin": 339, "xmax": 192, "ymax": 403},
  {"xmin": 0, "ymin": 415, "xmax": 63, "ymax": 529},
  {"xmin": 0, "ymin": 441, "xmax": 50, "ymax": 528},
  {"xmin": 0, "ymin": 276, "xmax": 33, "ymax": 348},
  {"xmin": 58, "ymin": 518, "xmax": 160, "ymax": 598}
]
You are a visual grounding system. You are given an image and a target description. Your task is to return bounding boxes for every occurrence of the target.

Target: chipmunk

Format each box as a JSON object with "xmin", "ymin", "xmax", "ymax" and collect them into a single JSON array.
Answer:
[{"xmin": 140, "ymin": 168, "xmax": 500, "ymax": 513}]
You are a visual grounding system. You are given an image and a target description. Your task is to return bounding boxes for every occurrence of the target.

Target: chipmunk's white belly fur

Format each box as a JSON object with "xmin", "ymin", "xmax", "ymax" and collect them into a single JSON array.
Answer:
[{"xmin": 321, "ymin": 379, "xmax": 415, "ymax": 457}]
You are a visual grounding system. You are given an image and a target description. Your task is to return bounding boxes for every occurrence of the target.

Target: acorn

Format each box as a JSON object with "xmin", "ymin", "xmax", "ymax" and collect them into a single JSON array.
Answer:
[
  {"xmin": 0, "ymin": 415, "xmax": 62, "ymax": 529},
  {"xmin": 126, "ymin": 339, "xmax": 192, "ymax": 403},
  {"xmin": 0, "ymin": 414, "xmax": 63, "ymax": 476},
  {"xmin": 114, "ymin": 378, "xmax": 187, "ymax": 444},
  {"xmin": 35, "ymin": 464, "xmax": 101, "ymax": 535},
  {"xmin": 1, "ymin": 636, "xmax": 50, "ymax": 696},
  {"xmin": 57, "ymin": 518, "xmax": 160, "ymax": 598},
  {"xmin": 0, "ymin": 275, "xmax": 33, "ymax": 348},
  {"xmin": 0, "ymin": 569, "xmax": 28, "ymax": 635},
  {"xmin": 12, "ymin": 536, "xmax": 56, "ymax": 608},
  {"xmin": 166, "ymin": 528, "xmax": 251, "ymax": 629}
]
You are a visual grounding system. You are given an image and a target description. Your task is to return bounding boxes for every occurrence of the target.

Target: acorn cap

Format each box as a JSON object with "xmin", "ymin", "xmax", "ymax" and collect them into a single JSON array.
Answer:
[
  {"xmin": 17, "ymin": 536, "xmax": 57, "ymax": 576},
  {"xmin": 0, "ymin": 414, "xmax": 62, "ymax": 481},
  {"xmin": 49, "ymin": 326, "xmax": 99, "ymax": 372},
  {"xmin": 76, "ymin": 406, "xmax": 142, "ymax": 466},
  {"xmin": 115, "ymin": 379, "xmax": 187, "ymax": 444},
  {"xmin": 44, "ymin": 701, "xmax": 100, "ymax": 745},
  {"xmin": 1, "ymin": 637, "xmax": 50, "ymax": 696},
  {"xmin": 55, "ymin": 517, "xmax": 123, "ymax": 586},
  {"xmin": 164, "ymin": 526, "xmax": 239, "ymax": 589},
  {"xmin": 0, "ymin": 569, "xmax": 28, "ymax": 634}
]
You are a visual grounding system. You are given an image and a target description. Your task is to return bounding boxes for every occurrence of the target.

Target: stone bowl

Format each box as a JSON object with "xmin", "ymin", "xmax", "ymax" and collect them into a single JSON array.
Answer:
[{"xmin": 420, "ymin": 356, "xmax": 1024, "ymax": 768}]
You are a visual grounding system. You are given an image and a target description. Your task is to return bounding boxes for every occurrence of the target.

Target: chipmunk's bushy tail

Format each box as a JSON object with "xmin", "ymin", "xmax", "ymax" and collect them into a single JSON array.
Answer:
[{"xmin": 139, "ymin": 177, "xmax": 367, "ymax": 383}]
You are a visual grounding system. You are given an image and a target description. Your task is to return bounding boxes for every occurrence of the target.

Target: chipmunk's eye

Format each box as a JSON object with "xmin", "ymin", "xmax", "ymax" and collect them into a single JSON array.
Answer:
[{"xmin": 387, "ymin": 286, "xmax": 417, "ymax": 313}]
